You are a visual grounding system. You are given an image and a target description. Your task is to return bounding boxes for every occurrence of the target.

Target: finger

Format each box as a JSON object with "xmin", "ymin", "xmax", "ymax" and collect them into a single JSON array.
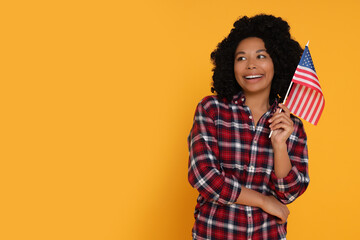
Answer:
[
  {"xmin": 269, "ymin": 111, "xmax": 293, "ymax": 124},
  {"xmin": 273, "ymin": 107, "xmax": 282, "ymax": 116},
  {"xmin": 276, "ymin": 220, "xmax": 283, "ymax": 224},
  {"xmin": 278, "ymin": 103, "xmax": 291, "ymax": 116},
  {"xmin": 270, "ymin": 122, "xmax": 293, "ymax": 132},
  {"xmin": 272, "ymin": 120, "xmax": 293, "ymax": 130},
  {"xmin": 275, "ymin": 216, "xmax": 283, "ymax": 224},
  {"xmin": 270, "ymin": 125, "xmax": 294, "ymax": 137},
  {"xmin": 269, "ymin": 115, "xmax": 293, "ymax": 127},
  {"xmin": 269, "ymin": 117, "xmax": 294, "ymax": 130},
  {"xmin": 280, "ymin": 211, "xmax": 289, "ymax": 224},
  {"xmin": 276, "ymin": 216, "xmax": 286, "ymax": 224},
  {"xmin": 269, "ymin": 111, "xmax": 289, "ymax": 123}
]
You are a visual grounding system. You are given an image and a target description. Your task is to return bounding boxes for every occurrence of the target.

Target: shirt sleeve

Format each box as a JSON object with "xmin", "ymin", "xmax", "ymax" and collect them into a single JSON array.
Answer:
[
  {"xmin": 187, "ymin": 99, "xmax": 242, "ymax": 205},
  {"xmin": 268, "ymin": 117, "xmax": 310, "ymax": 204}
]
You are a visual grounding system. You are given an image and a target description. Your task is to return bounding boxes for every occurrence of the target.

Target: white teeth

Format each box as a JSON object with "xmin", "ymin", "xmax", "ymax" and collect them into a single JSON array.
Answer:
[{"xmin": 244, "ymin": 75, "xmax": 263, "ymax": 79}]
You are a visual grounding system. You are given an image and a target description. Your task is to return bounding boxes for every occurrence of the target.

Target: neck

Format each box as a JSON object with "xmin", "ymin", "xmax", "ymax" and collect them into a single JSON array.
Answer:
[{"xmin": 243, "ymin": 91, "xmax": 271, "ymax": 113}]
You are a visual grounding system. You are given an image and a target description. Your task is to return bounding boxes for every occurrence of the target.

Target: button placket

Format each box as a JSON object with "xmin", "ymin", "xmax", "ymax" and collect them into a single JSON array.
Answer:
[{"xmin": 244, "ymin": 106, "xmax": 255, "ymax": 130}]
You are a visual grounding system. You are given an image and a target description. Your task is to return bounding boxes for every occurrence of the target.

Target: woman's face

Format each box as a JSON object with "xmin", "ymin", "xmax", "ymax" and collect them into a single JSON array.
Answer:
[{"xmin": 234, "ymin": 37, "xmax": 274, "ymax": 97}]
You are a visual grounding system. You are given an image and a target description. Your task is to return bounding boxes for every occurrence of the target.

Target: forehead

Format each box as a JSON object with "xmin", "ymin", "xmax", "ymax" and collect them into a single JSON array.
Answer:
[{"xmin": 235, "ymin": 37, "xmax": 266, "ymax": 52}]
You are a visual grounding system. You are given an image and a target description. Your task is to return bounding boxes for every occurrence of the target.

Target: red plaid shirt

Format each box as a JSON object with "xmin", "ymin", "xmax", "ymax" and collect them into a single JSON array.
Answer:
[{"xmin": 188, "ymin": 91, "xmax": 309, "ymax": 240}]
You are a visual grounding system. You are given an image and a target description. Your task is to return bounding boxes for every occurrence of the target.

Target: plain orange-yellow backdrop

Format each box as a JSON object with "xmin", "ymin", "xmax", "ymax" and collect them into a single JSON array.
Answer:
[{"xmin": 1, "ymin": 0, "xmax": 359, "ymax": 239}]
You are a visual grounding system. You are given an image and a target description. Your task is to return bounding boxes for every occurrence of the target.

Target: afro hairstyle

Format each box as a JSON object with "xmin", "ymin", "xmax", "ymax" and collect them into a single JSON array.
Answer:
[{"xmin": 210, "ymin": 14, "xmax": 303, "ymax": 104}]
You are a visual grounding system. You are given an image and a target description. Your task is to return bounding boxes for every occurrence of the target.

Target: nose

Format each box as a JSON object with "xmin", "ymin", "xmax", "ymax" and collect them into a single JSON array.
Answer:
[
  {"xmin": 247, "ymin": 61, "xmax": 256, "ymax": 69},
  {"xmin": 246, "ymin": 60, "xmax": 256, "ymax": 69}
]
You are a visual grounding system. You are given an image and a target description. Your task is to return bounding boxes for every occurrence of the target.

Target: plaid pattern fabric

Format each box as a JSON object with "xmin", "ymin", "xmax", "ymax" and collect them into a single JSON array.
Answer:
[{"xmin": 188, "ymin": 91, "xmax": 309, "ymax": 240}]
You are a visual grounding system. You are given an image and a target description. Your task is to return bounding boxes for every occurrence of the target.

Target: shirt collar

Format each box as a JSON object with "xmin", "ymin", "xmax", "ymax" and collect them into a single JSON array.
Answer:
[
  {"xmin": 232, "ymin": 91, "xmax": 280, "ymax": 112},
  {"xmin": 232, "ymin": 91, "xmax": 246, "ymax": 105},
  {"xmin": 270, "ymin": 97, "xmax": 279, "ymax": 114}
]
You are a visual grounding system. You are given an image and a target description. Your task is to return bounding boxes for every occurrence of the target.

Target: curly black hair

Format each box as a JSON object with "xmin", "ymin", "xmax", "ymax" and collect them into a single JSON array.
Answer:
[{"xmin": 210, "ymin": 14, "xmax": 303, "ymax": 104}]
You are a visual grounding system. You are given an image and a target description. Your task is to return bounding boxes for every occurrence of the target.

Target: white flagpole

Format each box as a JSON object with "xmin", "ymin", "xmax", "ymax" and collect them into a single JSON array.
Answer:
[{"xmin": 268, "ymin": 41, "xmax": 309, "ymax": 138}]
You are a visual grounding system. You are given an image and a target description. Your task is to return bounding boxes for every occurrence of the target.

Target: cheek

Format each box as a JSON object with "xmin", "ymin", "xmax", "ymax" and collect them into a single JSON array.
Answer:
[
  {"xmin": 264, "ymin": 62, "xmax": 274, "ymax": 76},
  {"xmin": 269, "ymin": 67, "xmax": 274, "ymax": 78},
  {"xmin": 233, "ymin": 64, "xmax": 242, "ymax": 77}
]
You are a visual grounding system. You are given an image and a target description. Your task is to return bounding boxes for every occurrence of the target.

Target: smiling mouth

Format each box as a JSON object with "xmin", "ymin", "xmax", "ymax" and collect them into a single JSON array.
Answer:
[{"xmin": 243, "ymin": 75, "xmax": 263, "ymax": 80}]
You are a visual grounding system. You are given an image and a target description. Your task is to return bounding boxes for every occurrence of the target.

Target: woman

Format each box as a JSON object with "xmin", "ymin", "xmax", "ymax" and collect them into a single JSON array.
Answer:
[{"xmin": 188, "ymin": 14, "xmax": 309, "ymax": 240}]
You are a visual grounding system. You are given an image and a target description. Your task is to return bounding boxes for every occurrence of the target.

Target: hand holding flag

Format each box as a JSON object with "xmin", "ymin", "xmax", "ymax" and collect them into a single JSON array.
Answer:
[{"xmin": 269, "ymin": 41, "xmax": 324, "ymax": 137}]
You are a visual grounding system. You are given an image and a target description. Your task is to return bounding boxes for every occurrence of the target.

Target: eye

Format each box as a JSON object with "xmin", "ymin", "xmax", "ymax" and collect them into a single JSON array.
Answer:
[
  {"xmin": 257, "ymin": 54, "xmax": 266, "ymax": 59},
  {"xmin": 236, "ymin": 56, "xmax": 246, "ymax": 61}
]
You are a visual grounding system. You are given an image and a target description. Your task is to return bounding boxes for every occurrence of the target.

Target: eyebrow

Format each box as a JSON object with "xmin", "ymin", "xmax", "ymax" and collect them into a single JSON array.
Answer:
[{"xmin": 234, "ymin": 49, "xmax": 267, "ymax": 57}]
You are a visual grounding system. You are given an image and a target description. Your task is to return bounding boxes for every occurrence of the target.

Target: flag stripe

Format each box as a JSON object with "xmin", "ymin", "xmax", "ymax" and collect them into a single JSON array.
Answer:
[
  {"xmin": 298, "ymin": 65, "xmax": 317, "ymax": 76},
  {"xmin": 293, "ymin": 86, "xmax": 306, "ymax": 116},
  {"xmin": 305, "ymin": 92, "xmax": 320, "ymax": 123},
  {"xmin": 293, "ymin": 71, "xmax": 319, "ymax": 87},
  {"xmin": 297, "ymin": 88, "xmax": 311, "ymax": 117},
  {"xmin": 293, "ymin": 76, "xmax": 322, "ymax": 93},
  {"xmin": 286, "ymin": 83, "xmax": 299, "ymax": 110},
  {"xmin": 310, "ymin": 94, "xmax": 324, "ymax": 125},
  {"xmin": 300, "ymin": 89, "xmax": 316, "ymax": 119},
  {"xmin": 292, "ymin": 85, "xmax": 306, "ymax": 114},
  {"xmin": 303, "ymin": 90, "xmax": 318, "ymax": 120},
  {"xmin": 294, "ymin": 70, "xmax": 319, "ymax": 84},
  {"xmin": 303, "ymin": 91, "xmax": 318, "ymax": 120}
]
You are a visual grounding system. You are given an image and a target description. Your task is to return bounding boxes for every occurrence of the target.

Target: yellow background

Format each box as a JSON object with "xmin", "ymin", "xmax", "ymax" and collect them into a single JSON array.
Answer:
[{"xmin": 1, "ymin": 0, "xmax": 359, "ymax": 239}]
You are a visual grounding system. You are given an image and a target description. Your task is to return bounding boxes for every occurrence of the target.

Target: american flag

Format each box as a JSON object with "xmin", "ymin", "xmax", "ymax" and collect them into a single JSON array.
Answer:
[{"xmin": 285, "ymin": 44, "xmax": 324, "ymax": 125}]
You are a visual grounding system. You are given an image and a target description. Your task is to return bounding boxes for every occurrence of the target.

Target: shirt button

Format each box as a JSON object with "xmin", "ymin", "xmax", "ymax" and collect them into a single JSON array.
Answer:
[
  {"xmin": 249, "ymin": 116, "xmax": 253, "ymax": 119},
  {"xmin": 254, "ymin": 140, "xmax": 257, "ymax": 144},
  {"xmin": 235, "ymin": 101, "xmax": 238, "ymax": 104},
  {"xmin": 241, "ymin": 97, "xmax": 245, "ymax": 101},
  {"xmin": 249, "ymin": 166, "xmax": 254, "ymax": 171},
  {"xmin": 247, "ymin": 213, "xmax": 251, "ymax": 217}
]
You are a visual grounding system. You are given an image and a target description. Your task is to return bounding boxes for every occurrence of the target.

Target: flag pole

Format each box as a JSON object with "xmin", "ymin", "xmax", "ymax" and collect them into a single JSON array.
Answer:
[{"xmin": 268, "ymin": 41, "xmax": 310, "ymax": 138}]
